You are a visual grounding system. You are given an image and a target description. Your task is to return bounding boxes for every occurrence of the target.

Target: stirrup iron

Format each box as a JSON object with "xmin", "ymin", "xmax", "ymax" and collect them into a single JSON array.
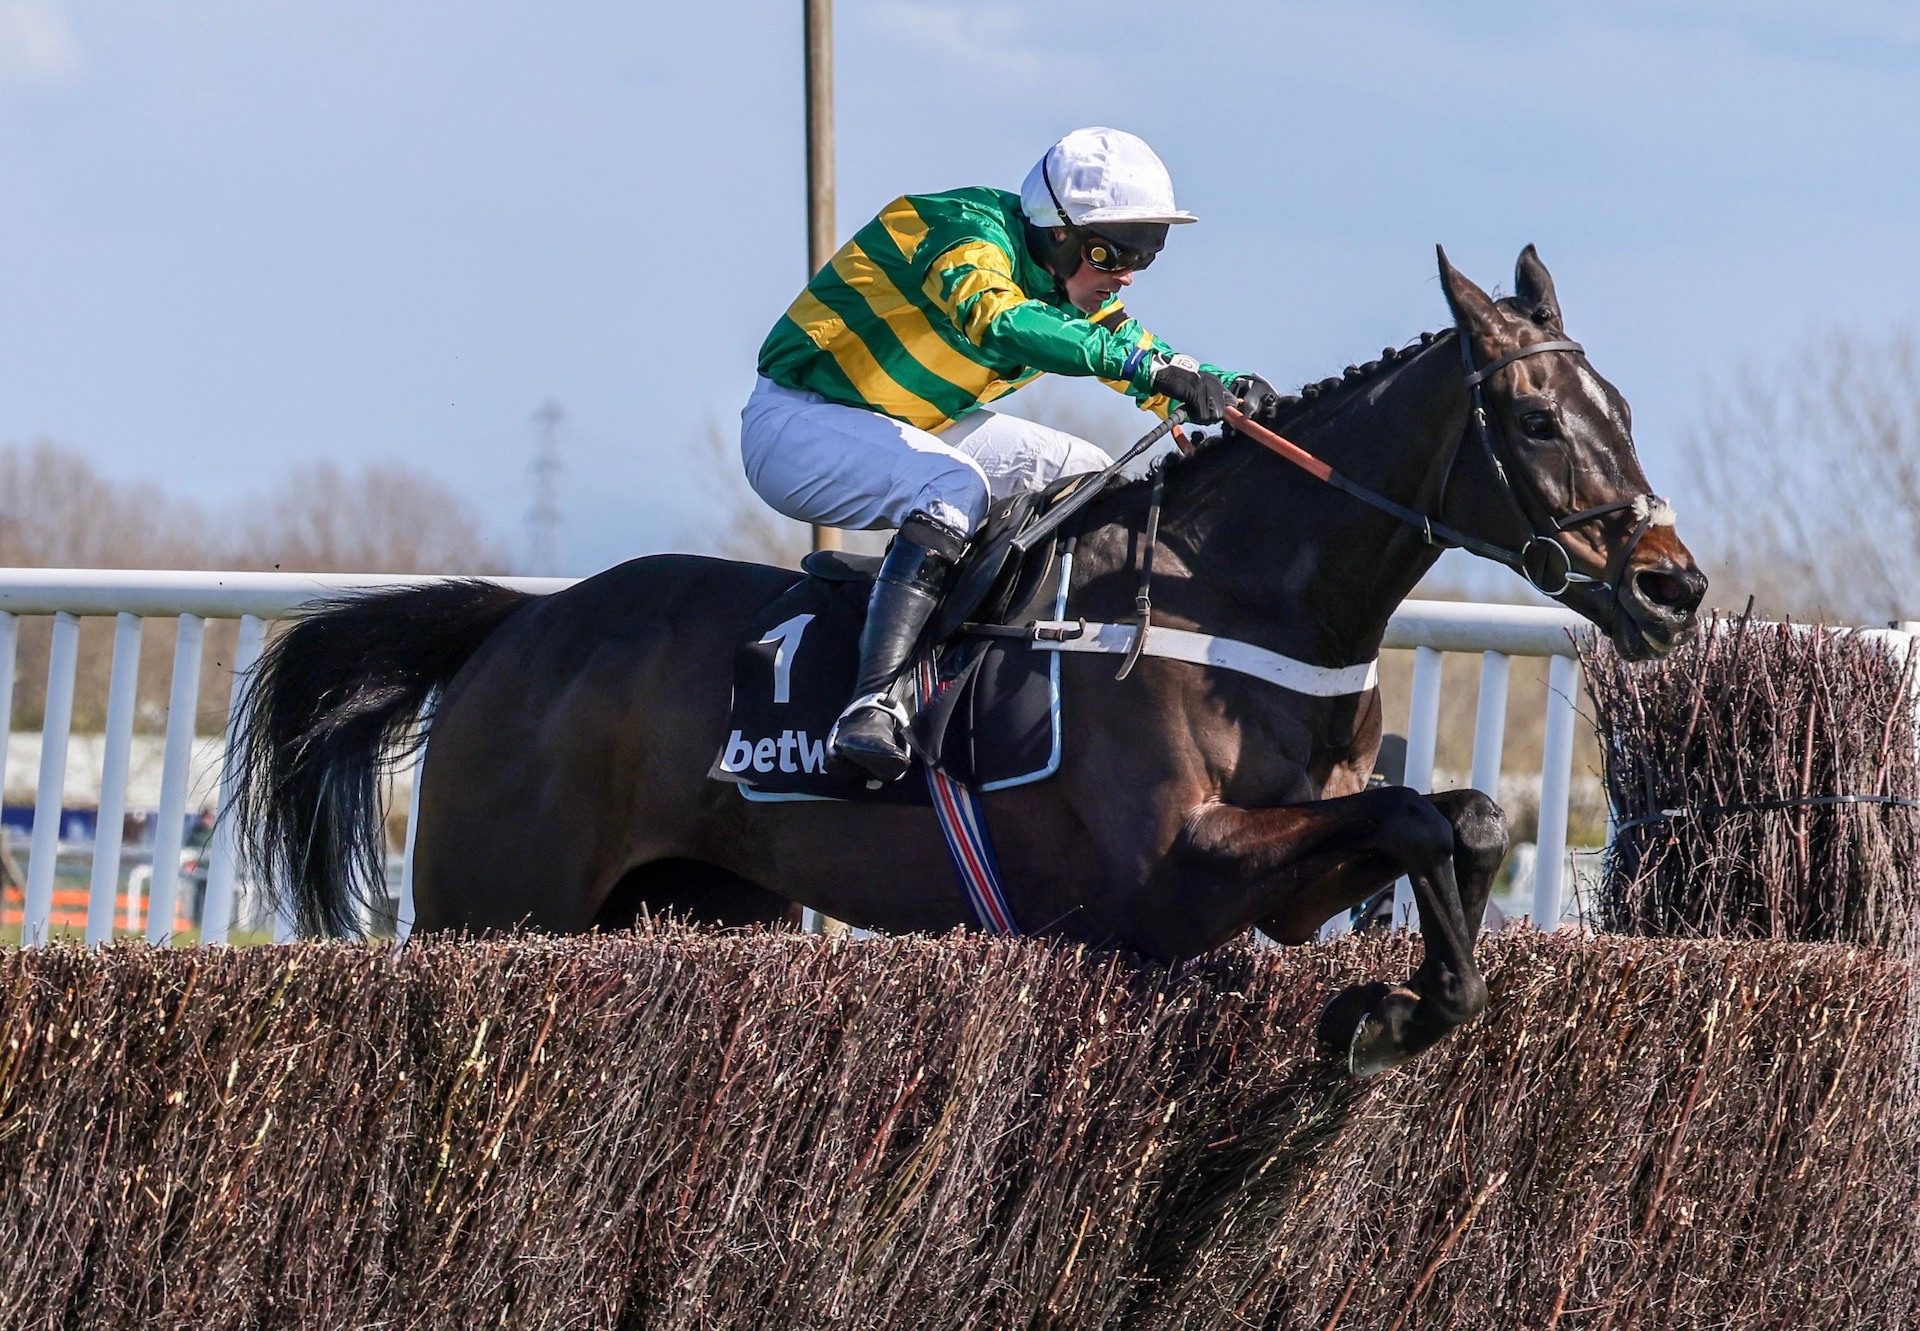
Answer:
[
  {"xmin": 829, "ymin": 691, "xmax": 912, "ymax": 739},
  {"xmin": 828, "ymin": 692, "xmax": 917, "ymax": 781}
]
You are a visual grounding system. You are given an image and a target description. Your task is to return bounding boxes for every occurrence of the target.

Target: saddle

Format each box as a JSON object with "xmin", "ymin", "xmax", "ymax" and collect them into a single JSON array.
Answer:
[{"xmin": 710, "ymin": 479, "xmax": 1087, "ymax": 804}]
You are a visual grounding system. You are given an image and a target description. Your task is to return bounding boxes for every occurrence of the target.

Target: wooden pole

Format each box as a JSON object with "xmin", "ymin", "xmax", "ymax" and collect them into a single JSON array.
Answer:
[
  {"xmin": 804, "ymin": 0, "xmax": 842, "ymax": 554},
  {"xmin": 800, "ymin": 0, "xmax": 840, "ymax": 938}
]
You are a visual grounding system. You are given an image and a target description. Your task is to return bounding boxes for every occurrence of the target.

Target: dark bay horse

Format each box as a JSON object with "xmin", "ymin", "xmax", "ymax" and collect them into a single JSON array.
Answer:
[{"xmin": 234, "ymin": 247, "xmax": 1704, "ymax": 1072}]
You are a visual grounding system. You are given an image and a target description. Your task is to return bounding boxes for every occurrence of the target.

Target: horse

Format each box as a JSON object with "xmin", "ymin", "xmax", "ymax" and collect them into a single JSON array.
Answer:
[{"xmin": 233, "ymin": 246, "xmax": 1705, "ymax": 1073}]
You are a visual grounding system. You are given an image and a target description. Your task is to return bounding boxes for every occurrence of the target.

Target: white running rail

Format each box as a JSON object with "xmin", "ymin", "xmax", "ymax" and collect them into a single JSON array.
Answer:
[{"xmin": 0, "ymin": 568, "xmax": 1593, "ymax": 947}]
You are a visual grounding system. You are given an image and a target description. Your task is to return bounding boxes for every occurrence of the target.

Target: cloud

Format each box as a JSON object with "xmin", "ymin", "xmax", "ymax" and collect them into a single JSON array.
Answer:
[
  {"xmin": 867, "ymin": 3, "xmax": 1043, "ymax": 83},
  {"xmin": 0, "ymin": 0, "xmax": 82, "ymax": 87}
]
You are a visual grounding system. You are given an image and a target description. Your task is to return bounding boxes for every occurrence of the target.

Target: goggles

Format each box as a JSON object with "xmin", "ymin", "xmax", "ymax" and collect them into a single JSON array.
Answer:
[{"xmin": 1079, "ymin": 225, "xmax": 1166, "ymax": 273}]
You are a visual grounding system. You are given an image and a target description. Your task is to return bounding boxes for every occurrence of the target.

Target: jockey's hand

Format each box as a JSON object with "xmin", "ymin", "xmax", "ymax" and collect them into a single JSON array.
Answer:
[
  {"xmin": 1230, "ymin": 373, "xmax": 1281, "ymax": 419},
  {"xmin": 1150, "ymin": 356, "xmax": 1233, "ymax": 425}
]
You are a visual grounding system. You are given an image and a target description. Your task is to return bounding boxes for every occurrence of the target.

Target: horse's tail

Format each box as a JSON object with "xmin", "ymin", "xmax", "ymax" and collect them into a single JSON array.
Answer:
[{"xmin": 231, "ymin": 579, "xmax": 534, "ymax": 936}]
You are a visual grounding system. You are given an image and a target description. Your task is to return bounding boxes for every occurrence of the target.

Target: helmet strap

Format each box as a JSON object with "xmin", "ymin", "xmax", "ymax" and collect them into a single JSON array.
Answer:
[{"xmin": 1040, "ymin": 151, "xmax": 1073, "ymax": 228}]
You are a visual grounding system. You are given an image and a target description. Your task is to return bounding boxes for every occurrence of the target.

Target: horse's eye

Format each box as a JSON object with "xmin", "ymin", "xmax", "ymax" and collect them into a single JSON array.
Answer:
[{"xmin": 1520, "ymin": 411, "xmax": 1557, "ymax": 440}]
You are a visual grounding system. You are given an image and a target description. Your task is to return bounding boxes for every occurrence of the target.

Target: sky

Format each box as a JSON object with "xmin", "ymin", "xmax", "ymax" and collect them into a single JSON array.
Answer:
[{"xmin": 2, "ymin": 1, "xmax": 1917, "ymax": 581}]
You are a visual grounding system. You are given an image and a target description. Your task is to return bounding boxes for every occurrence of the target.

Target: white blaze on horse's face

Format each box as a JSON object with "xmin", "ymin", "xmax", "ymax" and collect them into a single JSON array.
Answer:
[{"xmin": 1510, "ymin": 354, "xmax": 1648, "ymax": 531}]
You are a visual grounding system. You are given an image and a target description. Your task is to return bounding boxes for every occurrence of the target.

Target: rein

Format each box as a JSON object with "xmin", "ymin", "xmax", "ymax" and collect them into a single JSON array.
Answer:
[{"xmin": 1221, "ymin": 333, "xmax": 1661, "ymax": 602}]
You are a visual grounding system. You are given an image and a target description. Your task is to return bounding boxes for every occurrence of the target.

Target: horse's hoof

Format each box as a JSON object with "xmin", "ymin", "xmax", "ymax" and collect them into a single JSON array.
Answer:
[
  {"xmin": 1347, "ymin": 1014, "xmax": 1405, "ymax": 1078},
  {"xmin": 1316, "ymin": 981, "xmax": 1389, "ymax": 1055},
  {"xmin": 1317, "ymin": 981, "xmax": 1416, "ymax": 1078}
]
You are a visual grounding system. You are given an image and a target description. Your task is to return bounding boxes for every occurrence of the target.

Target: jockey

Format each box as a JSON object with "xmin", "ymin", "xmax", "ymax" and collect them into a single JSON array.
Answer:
[{"xmin": 742, "ymin": 127, "xmax": 1276, "ymax": 782}]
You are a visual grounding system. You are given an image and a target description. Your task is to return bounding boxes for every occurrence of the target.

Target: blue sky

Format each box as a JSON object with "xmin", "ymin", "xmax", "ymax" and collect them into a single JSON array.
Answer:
[{"xmin": 2, "ymin": 2, "xmax": 1916, "ymax": 578}]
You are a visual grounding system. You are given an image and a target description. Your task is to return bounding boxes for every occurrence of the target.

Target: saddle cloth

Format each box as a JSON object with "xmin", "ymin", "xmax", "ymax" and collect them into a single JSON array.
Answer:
[{"xmin": 709, "ymin": 489, "xmax": 1074, "ymax": 805}]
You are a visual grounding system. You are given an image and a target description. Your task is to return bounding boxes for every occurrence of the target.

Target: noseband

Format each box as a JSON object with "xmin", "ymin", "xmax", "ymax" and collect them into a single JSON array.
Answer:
[{"xmin": 1222, "ymin": 332, "xmax": 1662, "ymax": 605}]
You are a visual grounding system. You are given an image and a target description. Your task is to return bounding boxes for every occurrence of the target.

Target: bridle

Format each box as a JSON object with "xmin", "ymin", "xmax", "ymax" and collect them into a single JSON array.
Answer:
[
  {"xmin": 1451, "ymin": 332, "xmax": 1660, "ymax": 598},
  {"xmin": 1224, "ymin": 330, "xmax": 1664, "ymax": 603}
]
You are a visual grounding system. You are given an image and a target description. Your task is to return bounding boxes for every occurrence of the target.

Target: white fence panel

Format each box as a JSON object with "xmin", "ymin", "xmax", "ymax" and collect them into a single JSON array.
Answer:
[
  {"xmin": 1392, "ymin": 646, "xmax": 1446, "ymax": 927},
  {"xmin": 0, "ymin": 614, "xmax": 15, "ymax": 802},
  {"xmin": 22, "ymin": 613, "xmax": 80, "ymax": 946},
  {"xmin": 1468, "ymin": 653, "xmax": 1511, "ymax": 807},
  {"xmin": 1533, "ymin": 654, "xmax": 1582, "ymax": 929},
  {"xmin": 147, "ymin": 614, "xmax": 205, "ymax": 944},
  {"xmin": 0, "ymin": 571, "xmax": 569, "ymax": 947}
]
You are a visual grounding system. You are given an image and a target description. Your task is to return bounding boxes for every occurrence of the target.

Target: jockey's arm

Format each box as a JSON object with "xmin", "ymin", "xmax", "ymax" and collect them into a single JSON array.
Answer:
[
  {"xmin": 924, "ymin": 244, "xmax": 1237, "ymax": 417},
  {"xmin": 1092, "ymin": 308, "xmax": 1237, "ymax": 419}
]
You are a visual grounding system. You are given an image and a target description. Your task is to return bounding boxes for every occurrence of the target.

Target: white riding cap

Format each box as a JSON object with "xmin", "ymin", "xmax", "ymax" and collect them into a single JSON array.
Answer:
[{"xmin": 1019, "ymin": 127, "xmax": 1199, "ymax": 229}]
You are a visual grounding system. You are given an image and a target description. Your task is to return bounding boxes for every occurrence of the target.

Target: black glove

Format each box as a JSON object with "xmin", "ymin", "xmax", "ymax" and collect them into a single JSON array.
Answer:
[
  {"xmin": 1149, "ymin": 357, "xmax": 1232, "ymax": 425},
  {"xmin": 1230, "ymin": 373, "xmax": 1281, "ymax": 419}
]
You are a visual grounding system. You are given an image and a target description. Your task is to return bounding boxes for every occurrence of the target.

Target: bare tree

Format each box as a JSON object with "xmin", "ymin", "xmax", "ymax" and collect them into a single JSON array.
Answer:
[
  {"xmin": 1683, "ymin": 330, "xmax": 1920, "ymax": 623},
  {"xmin": 0, "ymin": 440, "xmax": 211, "ymax": 569},
  {"xmin": 229, "ymin": 460, "xmax": 512, "ymax": 575},
  {"xmin": 0, "ymin": 444, "xmax": 514, "ymax": 739}
]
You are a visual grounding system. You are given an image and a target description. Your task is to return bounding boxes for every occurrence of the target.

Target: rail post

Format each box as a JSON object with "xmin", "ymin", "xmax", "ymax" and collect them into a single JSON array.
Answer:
[
  {"xmin": 22, "ymin": 612, "xmax": 80, "ymax": 946},
  {"xmin": 148, "ymin": 615, "xmax": 205, "ymax": 943},
  {"xmin": 1532, "ymin": 652, "xmax": 1580, "ymax": 928},
  {"xmin": 85, "ymin": 613, "xmax": 144, "ymax": 945},
  {"xmin": 1392, "ymin": 646, "xmax": 1444, "ymax": 927},
  {"xmin": 202, "ymin": 614, "xmax": 267, "ymax": 943}
]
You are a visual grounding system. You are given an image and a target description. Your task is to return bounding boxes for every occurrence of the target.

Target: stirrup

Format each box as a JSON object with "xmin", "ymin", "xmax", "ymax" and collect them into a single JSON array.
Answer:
[
  {"xmin": 827, "ymin": 692, "xmax": 912, "ymax": 744},
  {"xmin": 827, "ymin": 692, "xmax": 915, "ymax": 779}
]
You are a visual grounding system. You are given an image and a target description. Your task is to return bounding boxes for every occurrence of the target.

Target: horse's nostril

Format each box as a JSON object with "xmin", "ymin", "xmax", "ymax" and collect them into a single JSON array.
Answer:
[{"xmin": 1634, "ymin": 566, "xmax": 1705, "ymax": 616}]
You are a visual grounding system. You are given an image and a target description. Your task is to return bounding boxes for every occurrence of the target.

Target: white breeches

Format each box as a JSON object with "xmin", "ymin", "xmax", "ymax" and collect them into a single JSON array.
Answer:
[{"xmin": 739, "ymin": 376, "xmax": 1112, "ymax": 537}]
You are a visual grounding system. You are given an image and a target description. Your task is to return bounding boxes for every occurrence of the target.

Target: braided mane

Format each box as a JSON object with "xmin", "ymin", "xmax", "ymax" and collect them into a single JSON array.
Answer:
[
  {"xmin": 1087, "ymin": 327, "xmax": 1457, "ymax": 509},
  {"xmin": 1182, "ymin": 327, "xmax": 1453, "ymax": 459}
]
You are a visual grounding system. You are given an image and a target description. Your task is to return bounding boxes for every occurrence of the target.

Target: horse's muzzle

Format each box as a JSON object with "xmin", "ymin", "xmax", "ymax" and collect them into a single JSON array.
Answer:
[{"xmin": 1614, "ymin": 547, "xmax": 1707, "ymax": 660}]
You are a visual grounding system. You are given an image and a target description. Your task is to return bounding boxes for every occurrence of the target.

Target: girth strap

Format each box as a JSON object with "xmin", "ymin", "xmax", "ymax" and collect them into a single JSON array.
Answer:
[{"xmin": 1002, "ymin": 620, "xmax": 1380, "ymax": 697}]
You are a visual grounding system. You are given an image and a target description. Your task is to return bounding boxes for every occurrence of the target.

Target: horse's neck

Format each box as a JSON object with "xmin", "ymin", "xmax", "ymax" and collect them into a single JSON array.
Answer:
[
  {"xmin": 1286, "ymin": 346, "xmax": 1474, "ymax": 655},
  {"xmin": 1076, "ymin": 344, "xmax": 1469, "ymax": 668}
]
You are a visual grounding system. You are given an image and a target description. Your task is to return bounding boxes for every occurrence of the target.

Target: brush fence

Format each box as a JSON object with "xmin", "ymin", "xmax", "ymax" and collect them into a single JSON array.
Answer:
[{"xmin": 0, "ymin": 929, "xmax": 1913, "ymax": 1330}]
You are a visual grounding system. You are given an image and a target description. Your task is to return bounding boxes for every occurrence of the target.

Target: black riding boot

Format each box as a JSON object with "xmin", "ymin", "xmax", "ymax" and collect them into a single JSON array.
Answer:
[{"xmin": 828, "ymin": 511, "xmax": 969, "ymax": 782}]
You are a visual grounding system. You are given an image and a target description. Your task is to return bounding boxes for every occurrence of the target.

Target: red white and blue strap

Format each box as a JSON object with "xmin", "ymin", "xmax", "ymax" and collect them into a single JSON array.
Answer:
[{"xmin": 915, "ymin": 661, "xmax": 1019, "ymax": 935}]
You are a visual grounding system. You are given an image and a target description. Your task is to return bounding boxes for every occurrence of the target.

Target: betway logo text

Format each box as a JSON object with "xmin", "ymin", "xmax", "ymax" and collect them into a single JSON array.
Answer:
[{"xmin": 720, "ymin": 729, "xmax": 829, "ymax": 775}]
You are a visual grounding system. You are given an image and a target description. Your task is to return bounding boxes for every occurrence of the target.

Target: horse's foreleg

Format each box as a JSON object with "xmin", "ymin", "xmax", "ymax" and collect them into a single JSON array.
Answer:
[
  {"xmin": 1424, "ymin": 787, "xmax": 1509, "ymax": 939},
  {"xmin": 1180, "ymin": 786, "xmax": 1506, "ymax": 1075},
  {"xmin": 1321, "ymin": 788, "xmax": 1507, "ymax": 1074}
]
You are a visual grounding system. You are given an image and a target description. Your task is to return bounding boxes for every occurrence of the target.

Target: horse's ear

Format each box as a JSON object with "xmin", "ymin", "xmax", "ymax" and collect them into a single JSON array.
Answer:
[
  {"xmin": 1436, "ymin": 245, "xmax": 1497, "ymax": 335},
  {"xmin": 1514, "ymin": 244, "xmax": 1562, "ymax": 328}
]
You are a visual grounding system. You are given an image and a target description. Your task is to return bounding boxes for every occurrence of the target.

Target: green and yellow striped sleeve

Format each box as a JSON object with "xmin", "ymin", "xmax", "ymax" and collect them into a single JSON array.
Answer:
[{"xmin": 921, "ymin": 243, "xmax": 1160, "ymax": 392}]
